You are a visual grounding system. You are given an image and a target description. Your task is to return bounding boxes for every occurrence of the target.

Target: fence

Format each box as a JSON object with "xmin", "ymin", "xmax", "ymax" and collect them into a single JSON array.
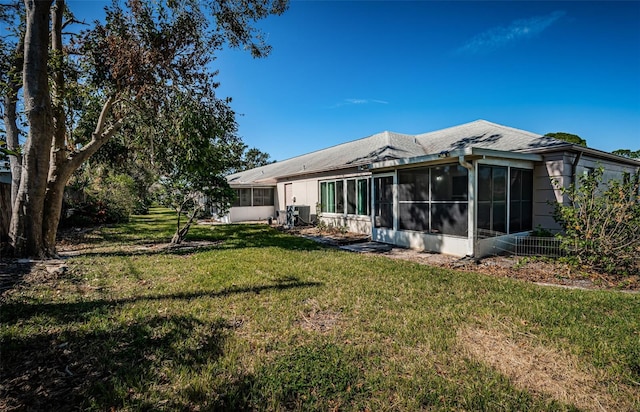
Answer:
[{"xmin": 512, "ymin": 236, "xmax": 564, "ymax": 258}]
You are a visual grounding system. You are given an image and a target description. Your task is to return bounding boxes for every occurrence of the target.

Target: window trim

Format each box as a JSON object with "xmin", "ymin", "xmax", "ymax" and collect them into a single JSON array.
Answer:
[
  {"xmin": 232, "ymin": 187, "xmax": 275, "ymax": 207},
  {"xmin": 319, "ymin": 177, "xmax": 371, "ymax": 217}
]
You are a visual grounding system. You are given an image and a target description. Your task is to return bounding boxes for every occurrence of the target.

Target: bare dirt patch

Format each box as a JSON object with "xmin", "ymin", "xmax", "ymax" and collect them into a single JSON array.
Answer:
[
  {"xmin": 457, "ymin": 326, "xmax": 632, "ymax": 411},
  {"xmin": 296, "ymin": 298, "xmax": 341, "ymax": 333},
  {"xmin": 288, "ymin": 226, "xmax": 370, "ymax": 246}
]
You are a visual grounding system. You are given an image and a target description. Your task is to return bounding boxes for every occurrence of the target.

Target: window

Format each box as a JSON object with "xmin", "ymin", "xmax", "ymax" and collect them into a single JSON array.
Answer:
[
  {"xmin": 374, "ymin": 176, "xmax": 393, "ymax": 228},
  {"xmin": 357, "ymin": 178, "xmax": 369, "ymax": 215},
  {"xmin": 478, "ymin": 166, "xmax": 533, "ymax": 236},
  {"xmin": 233, "ymin": 188, "xmax": 252, "ymax": 207},
  {"xmin": 319, "ymin": 180, "xmax": 343, "ymax": 214},
  {"xmin": 396, "ymin": 165, "xmax": 468, "ymax": 236},
  {"xmin": 398, "ymin": 168, "xmax": 429, "ymax": 231},
  {"xmin": 320, "ymin": 178, "xmax": 370, "ymax": 216},
  {"xmin": 509, "ymin": 169, "xmax": 533, "ymax": 233},
  {"xmin": 253, "ymin": 188, "xmax": 275, "ymax": 206},
  {"xmin": 232, "ymin": 188, "xmax": 274, "ymax": 207},
  {"xmin": 347, "ymin": 180, "xmax": 356, "ymax": 214},
  {"xmin": 320, "ymin": 181, "xmax": 336, "ymax": 213},
  {"xmin": 336, "ymin": 181, "xmax": 344, "ymax": 214},
  {"xmin": 477, "ymin": 165, "xmax": 507, "ymax": 236}
]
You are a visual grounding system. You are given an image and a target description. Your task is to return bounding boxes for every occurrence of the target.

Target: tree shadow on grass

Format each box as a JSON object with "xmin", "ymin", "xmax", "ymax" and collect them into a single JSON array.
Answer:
[
  {"xmin": 1, "ymin": 278, "xmax": 323, "ymax": 411},
  {"xmin": 60, "ymin": 224, "xmax": 328, "ymax": 260},
  {"xmin": 1, "ymin": 314, "xmax": 230, "ymax": 411},
  {"xmin": 0, "ymin": 278, "xmax": 323, "ymax": 326},
  {"xmin": 0, "ymin": 260, "xmax": 34, "ymax": 295}
]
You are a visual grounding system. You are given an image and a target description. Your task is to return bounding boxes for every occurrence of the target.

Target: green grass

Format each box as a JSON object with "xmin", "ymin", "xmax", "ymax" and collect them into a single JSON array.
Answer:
[{"xmin": 1, "ymin": 208, "xmax": 639, "ymax": 411}]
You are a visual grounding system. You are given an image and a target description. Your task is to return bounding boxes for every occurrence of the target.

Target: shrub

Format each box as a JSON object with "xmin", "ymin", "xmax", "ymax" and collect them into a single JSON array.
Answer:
[
  {"xmin": 62, "ymin": 169, "xmax": 142, "ymax": 226},
  {"xmin": 553, "ymin": 167, "xmax": 640, "ymax": 275}
]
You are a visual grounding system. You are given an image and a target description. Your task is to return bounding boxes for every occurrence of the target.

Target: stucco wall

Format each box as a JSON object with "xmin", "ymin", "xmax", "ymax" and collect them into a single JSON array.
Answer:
[
  {"xmin": 228, "ymin": 205, "xmax": 275, "ymax": 222},
  {"xmin": 319, "ymin": 215, "xmax": 371, "ymax": 235},
  {"xmin": 276, "ymin": 167, "xmax": 371, "ymax": 227},
  {"xmin": 533, "ymin": 151, "xmax": 639, "ymax": 232},
  {"xmin": 372, "ymin": 228, "xmax": 469, "ymax": 257}
]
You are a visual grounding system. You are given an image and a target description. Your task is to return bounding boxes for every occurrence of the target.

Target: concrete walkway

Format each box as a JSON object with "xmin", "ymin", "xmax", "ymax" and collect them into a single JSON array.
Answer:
[{"xmin": 339, "ymin": 242, "xmax": 394, "ymax": 253}]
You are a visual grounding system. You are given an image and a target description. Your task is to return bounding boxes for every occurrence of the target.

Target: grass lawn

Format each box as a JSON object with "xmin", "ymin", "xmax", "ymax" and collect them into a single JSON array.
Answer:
[{"xmin": 1, "ymin": 208, "xmax": 639, "ymax": 411}]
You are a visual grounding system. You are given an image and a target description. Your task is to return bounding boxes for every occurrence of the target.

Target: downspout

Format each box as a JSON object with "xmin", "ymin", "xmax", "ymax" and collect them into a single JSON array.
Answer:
[
  {"xmin": 458, "ymin": 155, "xmax": 473, "ymax": 171},
  {"xmin": 459, "ymin": 156, "xmax": 475, "ymax": 257},
  {"xmin": 571, "ymin": 150, "xmax": 583, "ymax": 186}
]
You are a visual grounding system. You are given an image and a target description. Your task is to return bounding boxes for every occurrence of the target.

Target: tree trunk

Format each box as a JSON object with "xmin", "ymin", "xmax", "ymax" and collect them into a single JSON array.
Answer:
[
  {"xmin": 171, "ymin": 207, "xmax": 200, "ymax": 245},
  {"xmin": 42, "ymin": 95, "xmax": 123, "ymax": 255},
  {"xmin": 9, "ymin": 0, "xmax": 54, "ymax": 258},
  {"xmin": 3, "ymin": 39, "xmax": 24, "ymax": 209},
  {"xmin": 41, "ymin": 0, "xmax": 66, "ymax": 257}
]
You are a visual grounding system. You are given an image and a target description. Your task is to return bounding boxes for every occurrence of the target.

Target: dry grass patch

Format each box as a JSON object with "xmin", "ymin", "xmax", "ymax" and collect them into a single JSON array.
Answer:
[
  {"xmin": 457, "ymin": 326, "xmax": 633, "ymax": 411},
  {"xmin": 297, "ymin": 298, "xmax": 342, "ymax": 333}
]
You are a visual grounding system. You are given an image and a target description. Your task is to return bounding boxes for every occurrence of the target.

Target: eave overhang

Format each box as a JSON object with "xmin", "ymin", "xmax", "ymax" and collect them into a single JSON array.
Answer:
[
  {"xmin": 520, "ymin": 144, "xmax": 640, "ymax": 168},
  {"xmin": 369, "ymin": 147, "xmax": 542, "ymax": 171}
]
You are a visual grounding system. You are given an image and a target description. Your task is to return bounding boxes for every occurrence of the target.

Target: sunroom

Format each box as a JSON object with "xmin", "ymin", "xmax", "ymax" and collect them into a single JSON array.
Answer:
[{"xmin": 369, "ymin": 147, "xmax": 542, "ymax": 258}]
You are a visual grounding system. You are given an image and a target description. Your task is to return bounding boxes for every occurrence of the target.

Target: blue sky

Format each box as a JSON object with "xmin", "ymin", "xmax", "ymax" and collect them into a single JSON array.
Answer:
[{"xmin": 70, "ymin": 1, "xmax": 640, "ymax": 162}]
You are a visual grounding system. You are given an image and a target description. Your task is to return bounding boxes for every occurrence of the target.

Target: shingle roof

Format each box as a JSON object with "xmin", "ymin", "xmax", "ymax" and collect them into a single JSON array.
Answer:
[
  {"xmin": 226, "ymin": 120, "xmax": 568, "ymax": 185},
  {"xmin": 415, "ymin": 119, "xmax": 567, "ymax": 153}
]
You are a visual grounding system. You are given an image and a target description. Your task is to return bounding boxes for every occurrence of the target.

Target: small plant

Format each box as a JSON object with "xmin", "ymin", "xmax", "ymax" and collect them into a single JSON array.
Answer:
[{"xmin": 316, "ymin": 219, "xmax": 328, "ymax": 232}]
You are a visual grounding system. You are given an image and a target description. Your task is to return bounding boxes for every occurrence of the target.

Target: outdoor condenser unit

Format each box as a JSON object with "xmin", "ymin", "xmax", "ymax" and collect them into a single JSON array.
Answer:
[{"xmin": 285, "ymin": 205, "xmax": 311, "ymax": 226}]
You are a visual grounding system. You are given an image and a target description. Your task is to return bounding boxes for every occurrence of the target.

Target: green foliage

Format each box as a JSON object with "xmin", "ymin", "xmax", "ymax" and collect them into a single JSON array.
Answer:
[
  {"xmin": 545, "ymin": 132, "xmax": 587, "ymax": 147},
  {"xmin": 553, "ymin": 167, "xmax": 640, "ymax": 274},
  {"xmin": 531, "ymin": 225, "xmax": 554, "ymax": 238},
  {"xmin": 612, "ymin": 149, "xmax": 640, "ymax": 159},
  {"xmin": 62, "ymin": 167, "xmax": 142, "ymax": 226},
  {"xmin": 1, "ymin": 0, "xmax": 289, "ymax": 257},
  {"xmin": 152, "ymin": 92, "xmax": 244, "ymax": 243},
  {"xmin": 0, "ymin": 139, "xmax": 19, "ymax": 158},
  {"xmin": 235, "ymin": 147, "xmax": 274, "ymax": 172}
]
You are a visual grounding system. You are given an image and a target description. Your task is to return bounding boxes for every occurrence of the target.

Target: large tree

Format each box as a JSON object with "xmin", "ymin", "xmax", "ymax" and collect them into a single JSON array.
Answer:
[
  {"xmin": 544, "ymin": 132, "xmax": 587, "ymax": 147},
  {"xmin": 1, "ymin": 0, "xmax": 287, "ymax": 258},
  {"xmin": 612, "ymin": 149, "xmax": 640, "ymax": 159},
  {"xmin": 153, "ymin": 90, "xmax": 245, "ymax": 244}
]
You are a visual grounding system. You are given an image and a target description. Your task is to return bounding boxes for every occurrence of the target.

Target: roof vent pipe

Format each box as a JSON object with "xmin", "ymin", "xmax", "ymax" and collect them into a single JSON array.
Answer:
[{"xmin": 458, "ymin": 155, "xmax": 473, "ymax": 171}]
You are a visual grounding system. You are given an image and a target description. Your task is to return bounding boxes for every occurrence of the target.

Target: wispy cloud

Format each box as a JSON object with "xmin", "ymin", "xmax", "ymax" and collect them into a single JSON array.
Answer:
[
  {"xmin": 456, "ymin": 10, "xmax": 566, "ymax": 55},
  {"xmin": 331, "ymin": 98, "xmax": 389, "ymax": 108}
]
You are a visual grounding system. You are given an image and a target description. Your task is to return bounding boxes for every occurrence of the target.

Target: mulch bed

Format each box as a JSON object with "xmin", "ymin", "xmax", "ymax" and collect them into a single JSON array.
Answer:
[{"xmin": 287, "ymin": 225, "xmax": 639, "ymax": 292}]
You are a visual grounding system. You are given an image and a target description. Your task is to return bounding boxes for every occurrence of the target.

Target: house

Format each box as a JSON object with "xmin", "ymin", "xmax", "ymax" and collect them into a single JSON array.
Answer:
[{"xmin": 225, "ymin": 120, "xmax": 640, "ymax": 257}]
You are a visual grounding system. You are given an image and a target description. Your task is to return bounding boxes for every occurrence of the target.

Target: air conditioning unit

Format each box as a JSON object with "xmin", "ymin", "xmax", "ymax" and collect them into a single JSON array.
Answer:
[
  {"xmin": 285, "ymin": 205, "xmax": 311, "ymax": 226},
  {"xmin": 294, "ymin": 205, "xmax": 310, "ymax": 224}
]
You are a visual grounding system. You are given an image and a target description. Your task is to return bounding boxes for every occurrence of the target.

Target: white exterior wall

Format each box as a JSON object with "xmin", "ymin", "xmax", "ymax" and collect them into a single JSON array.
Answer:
[
  {"xmin": 321, "ymin": 215, "xmax": 372, "ymax": 234},
  {"xmin": 276, "ymin": 169, "xmax": 373, "ymax": 233},
  {"xmin": 228, "ymin": 205, "xmax": 275, "ymax": 222},
  {"xmin": 276, "ymin": 178, "xmax": 320, "ymax": 219},
  {"xmin": 373, "ymin": 228, "xmax": 468, "ymax": 257}
]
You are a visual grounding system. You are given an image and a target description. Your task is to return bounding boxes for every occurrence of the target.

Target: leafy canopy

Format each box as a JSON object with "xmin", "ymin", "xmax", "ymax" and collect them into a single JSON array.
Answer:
[{"xmin": 545, "ymin": 132, "xmax": 587, "ymax": 147}]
